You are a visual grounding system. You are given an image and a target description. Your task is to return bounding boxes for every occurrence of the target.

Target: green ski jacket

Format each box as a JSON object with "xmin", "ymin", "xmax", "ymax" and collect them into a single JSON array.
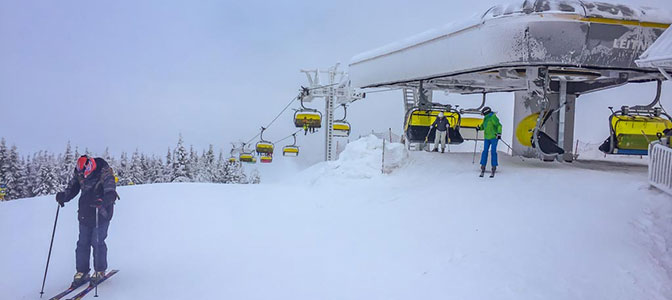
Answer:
[{"xmin": 478, "ymin": 113, "xmax": 502, "ymax": 140}]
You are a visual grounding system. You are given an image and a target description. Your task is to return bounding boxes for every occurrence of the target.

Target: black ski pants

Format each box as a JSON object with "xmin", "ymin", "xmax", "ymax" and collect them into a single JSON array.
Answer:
[{"xmin": 76, "ymin": 221, "xmax": 110, "ymax": 273}]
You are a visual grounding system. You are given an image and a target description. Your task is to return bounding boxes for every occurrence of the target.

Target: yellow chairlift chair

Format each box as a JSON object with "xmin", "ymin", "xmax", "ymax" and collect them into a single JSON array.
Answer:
[
  {"xmin": 403, "ymin": 105, "xmax": 464, "ymax": 149},
  {"xmin": 293, "ymin": 96, "xmax": 322, "ymax": 131},
  {"xmin": 282, "ymin": 133, "xmax": 300, "ymax": 157},
  {"xmin": 599, "ymin": 81, "xmax": 672, "ymax": 155},
  {"xmin": 238, "ymin": 143, "xmax": 256, "ymax": 163},
  {"xmin": 255, "ymin": 127, "xmax": 275, "ymax": 155},
  {"xmin": 333, "ymin": 104, "xmax": 351, "ymax": 137}
]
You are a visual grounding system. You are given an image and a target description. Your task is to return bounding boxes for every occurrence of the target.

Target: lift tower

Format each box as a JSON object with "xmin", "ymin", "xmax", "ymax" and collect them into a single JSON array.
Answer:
[{"xmin": 300, "ymin": 64, "xmax": 365, "ymax": 161}]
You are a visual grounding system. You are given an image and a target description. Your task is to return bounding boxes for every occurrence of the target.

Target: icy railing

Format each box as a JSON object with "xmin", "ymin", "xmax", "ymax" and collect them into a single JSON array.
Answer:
[{"xmin": 648, "ymin": 142, "xmax": 672, "ymax": 196}]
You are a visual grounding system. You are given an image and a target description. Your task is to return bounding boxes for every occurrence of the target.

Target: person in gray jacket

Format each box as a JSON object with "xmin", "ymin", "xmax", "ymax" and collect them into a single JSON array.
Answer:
[{"xmin": 430, "ymin": 112, "xmax": 451, "ymax": 153}]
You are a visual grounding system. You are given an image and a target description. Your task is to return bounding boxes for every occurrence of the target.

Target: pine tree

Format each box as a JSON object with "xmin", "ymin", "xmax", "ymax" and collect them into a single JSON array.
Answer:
[
  {"xmin": 59, "ymin": 141, "xmax": 74, "ymax": 190},
  {"xmin": 22, "ymin": 156, "xmax": 35, "ymax": 198},
  {"xmin": 201, "ymin": 145, "xmax": 216, "ymax": 183},
  {"xmin": 223, "ymin": 160, "xmax": 246, "ymax": 184},
  {"xmin": 164, "ymin": 148, "xmax": 174, "ymax": 182},
  {"xmin": 4, "ymin": 145, "xmax": 22, "ymax": 199},
  {"xmin": 172, "ymin": 135, "xmax": 189, "ymax": 182},
  {"xmin": 248, "ymin": 169, "xmax": 261, "ymax": 184},
  {"xmin": 214, "ymin": 151, "xmax": 225, "ymax": 183},
  {"xmin": 188, "ymin": 145, "xmax": 198, "ymax": 181},
  {"xmin": 33, "ymin": 153, "xmax": 59, "ymax": 196},
  {"xmin": 118, "ymin": 152, "xmax": 130, "ymax": 185},
  {"xmin": 17, "ymin": 157, "xmax": 31, "ymax": 199},
  {"xmin": 129, "ymin": 149, "xmax": 144, "ymax": 185},
  {"xmin": 0, "ymin": 138, "xmax": 8, "ymax": 187}
]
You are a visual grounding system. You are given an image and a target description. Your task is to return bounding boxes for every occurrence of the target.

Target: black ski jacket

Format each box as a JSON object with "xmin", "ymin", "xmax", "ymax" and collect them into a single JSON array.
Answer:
[
  {"xmin": 431, "ymin": 117, "xmax": 450, "ymax": 132},
  {"xmin": 62, "ymin": 158, "xmax": 117, "ymax": 227}
]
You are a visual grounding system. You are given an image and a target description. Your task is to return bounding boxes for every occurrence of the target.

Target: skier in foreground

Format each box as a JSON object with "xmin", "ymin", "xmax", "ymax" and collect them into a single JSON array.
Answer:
[
  {"xmin": 477, "ymin": 106, "xmax": 502, "ymax": 177},
  {"xmin": 430, "ymin": 112, "xmax": 451, "ymax": 153},
  {"xmin": 55, "ymin": 155, "xmax": 117, "ymax": 286}
]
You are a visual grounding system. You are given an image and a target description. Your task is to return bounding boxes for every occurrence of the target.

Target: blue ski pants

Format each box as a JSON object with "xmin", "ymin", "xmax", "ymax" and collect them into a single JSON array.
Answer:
[
  {"xmin": 76, "ymin": 221, "xmax": 110, "ymax": 273},
  {"xmin": 480, "ymin": 138, "xmax": 498, "ymax": 167}
]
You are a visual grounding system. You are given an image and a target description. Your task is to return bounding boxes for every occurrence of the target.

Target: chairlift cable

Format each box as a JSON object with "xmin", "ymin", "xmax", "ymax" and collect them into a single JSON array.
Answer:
[
  {"xmin": 244, "ymin": 96, "xmax": 299, "ymax": 144},
  {"xmin": 274, "ymin": 129, "xmax": 302, "ymax": 144}
]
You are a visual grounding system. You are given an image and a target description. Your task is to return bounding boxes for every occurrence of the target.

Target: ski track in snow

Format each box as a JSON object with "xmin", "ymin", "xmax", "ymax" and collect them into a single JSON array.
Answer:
[{"xmin": 1, "ymin": 135, "xmax": 671, "ymax": 300}]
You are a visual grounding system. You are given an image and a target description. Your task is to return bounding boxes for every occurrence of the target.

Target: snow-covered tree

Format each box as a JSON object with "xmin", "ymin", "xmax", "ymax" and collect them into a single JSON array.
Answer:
[
  {"xmin": 4, "ymin": 145, "xmax": 23, "ymax": 199},
  {"xmin": 117, "ymin": 152, "xmax": 130, "ymax": 185},
  {"xmin": 172, "ymin": 135, "xmax": 190, "ymax": 182},
  {"xmin": 33, "ymin": 153, "xmax": 59, "ymax": 196},
  {"xmin": 17, "ymin": 157, "xmax": 31, "ymax": 199},
  {"xmin": 0, "ymin": 138, "xmax": 8, "ymax": 186},
  {"xmin": 188, "ymin": 145, "xmax": 199, "ymax": 180},
  {"xmin": 198, "ymin": 145, "xmax": 216, "ymax": 183},
  {"xmin": 59, "ymin": 141, "xmax": 74, "ymax": 189},
  {"xmin": 164, "ymin": 148, "xmax": 174, "ymax": 182},
  {"xmin": 129, "ymin": 149, "xmax": 144, "ymax": 185},
  {"xmin": 247, "ymin": 168, "xmax": 261, "ymax": 184}
]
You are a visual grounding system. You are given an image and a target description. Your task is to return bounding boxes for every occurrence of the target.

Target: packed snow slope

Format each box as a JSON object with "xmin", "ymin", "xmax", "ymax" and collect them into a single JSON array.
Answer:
[{"xmin": 2, "ymin": 135, "xmax": 671, "ymax": 300}]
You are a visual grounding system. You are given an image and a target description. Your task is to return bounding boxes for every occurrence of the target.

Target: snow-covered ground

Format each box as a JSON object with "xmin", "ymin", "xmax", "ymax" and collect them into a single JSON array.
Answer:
[{"xmin": 1, "ymin": 135, "xmax": 671, "ymax": 300}]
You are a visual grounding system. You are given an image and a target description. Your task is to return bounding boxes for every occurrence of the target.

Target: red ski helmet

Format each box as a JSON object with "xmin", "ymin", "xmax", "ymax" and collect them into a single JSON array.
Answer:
[{"xmin": 77, "ymin": 155, "xmax": 97, "ymax": 178}]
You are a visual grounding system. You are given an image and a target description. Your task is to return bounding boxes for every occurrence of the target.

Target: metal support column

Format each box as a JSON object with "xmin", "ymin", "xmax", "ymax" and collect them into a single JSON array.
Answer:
[
  {"xmin": 558, "ymin": 78, "xmax": 567, "ymax": 162},
  {"xmin": 325, "ymin": 94, "xmax": 335, "ymax": 161}
]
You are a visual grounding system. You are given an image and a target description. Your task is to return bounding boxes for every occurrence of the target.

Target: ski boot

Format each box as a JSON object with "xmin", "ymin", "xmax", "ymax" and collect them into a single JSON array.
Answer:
[
  {"xmin": 91, "ymin": 271, "xmax": 106, "ymax": 285},
  {"xmin": 432, "ymin": 148, "xmax": 439, "ymax": 152},
  {"xmin": 490, "ymin": 166, "xmax": 497, "ymax": 178},
  {"xmin": 71, "ymin": 272, "xmax": 90, "ymax": 287},
  {"xmin": 479, "ymin": 165, "xmax": 486, "ymax": 177},
  {"xmin": 441, "ymin": 148, "xmax": 445, "ymax": 153}
]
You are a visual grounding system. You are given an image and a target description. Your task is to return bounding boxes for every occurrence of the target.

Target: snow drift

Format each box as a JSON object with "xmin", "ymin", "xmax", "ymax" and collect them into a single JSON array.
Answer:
[{"xmin": 300, "ymin": 135, "xmax": 408, "ymax": 184}]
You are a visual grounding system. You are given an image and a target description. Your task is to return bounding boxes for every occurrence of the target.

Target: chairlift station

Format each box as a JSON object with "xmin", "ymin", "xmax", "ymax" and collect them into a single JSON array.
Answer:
[{"xmin": 346, "ymin": 0, "xmax": 672, "ymax": 161}]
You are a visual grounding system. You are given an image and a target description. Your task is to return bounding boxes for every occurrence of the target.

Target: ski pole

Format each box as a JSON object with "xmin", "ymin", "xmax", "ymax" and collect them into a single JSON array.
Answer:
[
  {"xmin": 472, "ymin": 139, "xmax": 478, "ymax": 164},
  {"xmin": 40, "ymin": 204, "xmax": 61, "ymax": 298},
  {"xmin": 499, "ymin": 139, "xmax": 526, "ymax": 162},
  {"xmin": 94, "ymin": 206, "xmax": 99, "ymax": 297},
  {"xmin": 423, "ymin": 126, "xmax": 433, "ymax": 151}
]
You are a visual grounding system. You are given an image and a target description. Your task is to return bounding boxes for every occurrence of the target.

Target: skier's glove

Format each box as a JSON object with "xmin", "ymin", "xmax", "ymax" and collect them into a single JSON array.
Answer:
[
  {"xmin": 102, "ymin": 191, "xmax": 117, "ymax": 205},
  {"xmin": 55, "ymin": 192, "xmax": 66, "ymax": 207},
  {"xmin": 497, "ymin": 134, "xmax": 502, "ymax": 140}
]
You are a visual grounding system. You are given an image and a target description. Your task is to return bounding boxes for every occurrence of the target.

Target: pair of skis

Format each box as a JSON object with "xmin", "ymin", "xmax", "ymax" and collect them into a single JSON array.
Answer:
[{"xmin": 49, "ymin": 270, "xmax": 118, "ymax": 300}]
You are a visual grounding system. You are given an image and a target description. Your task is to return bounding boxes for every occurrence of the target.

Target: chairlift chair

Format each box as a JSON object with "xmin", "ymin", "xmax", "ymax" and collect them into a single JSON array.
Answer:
[
  {"xmin": 598, "ymin": 81, "xmax": 672, "ymax": 155},
  {"xmin": 293, "ymin": 96, "xmax": 322, "ymax": 130},
  {"xmin": 599, "ymin": 108, "xmax": 672, "ymax": 155},
  {"xmin": 333, "ymin": 104, "xmax": 351, "ymax": 137},
  {"xmin": 255, "ymin": 127, "xmax": 275, "ymax": 155},
  {"xmin": 282, "ymin": 133, "xmax": 300, "ymax": 157},
  {"xmin": 239, "ymin": 152, "xmax": 256, "ymax": 163},
  {"xmin": 403, "ymin": 105, "xmax": 464, "ymax": 147},
  {"xmin": 260, "ymin": 155, "xmax": 273, "ymax": 163},
  {"xmin": 515, "ymin": 111, "xmax": 565, "ymax": 156},
  {"xmin": 239, "ymin": 143, "xmax": 256, "ymax": 163}
]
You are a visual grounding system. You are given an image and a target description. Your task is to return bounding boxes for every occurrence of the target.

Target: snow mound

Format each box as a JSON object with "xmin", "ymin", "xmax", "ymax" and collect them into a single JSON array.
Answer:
[{"xmin": 300, "ymin": 135, "xmax": 408, "ymax": 184}]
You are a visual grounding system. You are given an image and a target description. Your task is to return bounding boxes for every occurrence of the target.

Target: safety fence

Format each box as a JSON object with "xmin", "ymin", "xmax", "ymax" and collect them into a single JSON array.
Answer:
[{"xmin": 649, "ymin": 142, "xmax": 672, "ymax": 196}]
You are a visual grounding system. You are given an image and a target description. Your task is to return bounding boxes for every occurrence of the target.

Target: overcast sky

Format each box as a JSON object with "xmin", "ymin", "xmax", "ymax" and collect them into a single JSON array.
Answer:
[{"xmin": 1, "ymin": 0, "xmax": 671, "ymax": 167}]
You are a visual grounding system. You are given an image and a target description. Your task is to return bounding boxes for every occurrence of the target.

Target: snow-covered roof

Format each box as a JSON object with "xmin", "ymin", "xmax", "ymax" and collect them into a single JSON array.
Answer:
[
  {"xmin": 351, "ymin": 0, "xmax": 672, "ymax": 65},
  {"xmin": 636, "ymin": 27, "xmax": 672, "ymax": 68}
]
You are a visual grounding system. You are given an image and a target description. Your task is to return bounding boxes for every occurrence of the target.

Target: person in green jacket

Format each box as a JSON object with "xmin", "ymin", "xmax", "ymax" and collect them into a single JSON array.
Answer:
[{"xmin": 477, "ymin": 106, "xmax": 502, "ymax": 176}]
